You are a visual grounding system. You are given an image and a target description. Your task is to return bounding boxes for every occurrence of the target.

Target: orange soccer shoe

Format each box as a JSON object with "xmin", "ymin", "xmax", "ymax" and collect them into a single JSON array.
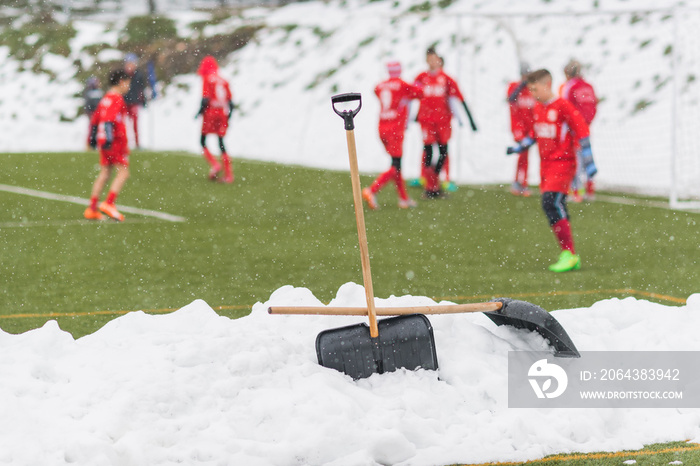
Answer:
[
  {"xmin": 99, "ymin": 202, "xmax": 125, "ymax": 222},
  {"xmin": 362, "ymin": 187, "xmax": 378, "ymax": 210},
  {"xmin": 83, "ymin": 207, "xmax": 104, "ymax": 220}
]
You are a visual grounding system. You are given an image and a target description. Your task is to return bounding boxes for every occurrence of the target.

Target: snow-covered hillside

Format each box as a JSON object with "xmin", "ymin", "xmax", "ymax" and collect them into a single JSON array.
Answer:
[{"xmin": 1, "ymin": 0, "xmax": 699, "ymax": 197}]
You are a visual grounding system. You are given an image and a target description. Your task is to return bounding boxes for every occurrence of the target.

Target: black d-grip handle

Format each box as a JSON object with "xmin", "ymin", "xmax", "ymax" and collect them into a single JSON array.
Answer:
[{"xmin": 331, "ymin": 93, "xmax": 362, "ymax": 130}]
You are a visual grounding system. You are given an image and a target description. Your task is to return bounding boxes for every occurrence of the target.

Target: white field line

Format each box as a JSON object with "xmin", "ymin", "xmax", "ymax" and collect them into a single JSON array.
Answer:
[
  {"xmin": 594, "ymin": 194, "xmax": 700, "ymax": 213},
  {"xmin": 0, "ymin": 184, "xmax": 186, "ymax": 223},
  {"xmin": 0, "ymin": 218, "xmax": 158, "ymax": 228},
  {"xmin": 483, "ymin": 185, "xmax": 700, "ymax": 214}
]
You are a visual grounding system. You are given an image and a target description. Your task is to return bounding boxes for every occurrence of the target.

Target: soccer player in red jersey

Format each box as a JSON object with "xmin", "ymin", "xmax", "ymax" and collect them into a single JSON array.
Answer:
[
  {"xmin": 506, "ymin": 63, "xmax": 536, "ymax": 197},
  {"xmin": 508, "ymin": 69, "xmax": 596, "ymax": 272},
  {"xmin": 362, "ymin": 61, "xmax": 422, "ymax": 210},
  {"xmin": 195, "ymin": 56, "xmax": 235, "ymax": 183},
  {"xmin": 84, "ymin": 69, "xmax": 132, "ymax": 222},
  {"xmin": 561, "ymin": 59, "xmax": 598, "ymax": 201},
  {"xmin": 413, "ymin": 48, "xmax": 467, "ymax": 198}
]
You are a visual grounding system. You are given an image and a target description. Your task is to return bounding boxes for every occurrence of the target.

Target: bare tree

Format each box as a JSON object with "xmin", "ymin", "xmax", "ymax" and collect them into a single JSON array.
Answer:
[{"xmin": 148, "ymin": 0, "xmax": 157, "ymax": 14}]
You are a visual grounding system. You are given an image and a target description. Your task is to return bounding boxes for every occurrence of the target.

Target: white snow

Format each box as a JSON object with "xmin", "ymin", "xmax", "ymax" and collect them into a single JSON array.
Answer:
[
  {"xmin": 2, "ymin": 285, "xmax": 700, "ymax": 465},
  {"xmin": 2, "ymin": 1, "xmax": 700, "ymax": 464}
]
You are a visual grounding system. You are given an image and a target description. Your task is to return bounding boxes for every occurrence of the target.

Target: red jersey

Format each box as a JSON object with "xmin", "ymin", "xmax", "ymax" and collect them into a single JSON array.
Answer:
[
  {"xmin": 90, "ymin": 90, "xmax": 128, "ymax": 149},
  {"xmin": 560, "ymin": 77, "xmax": 597, "ymax": 124},
  {"xmin": 413, "ymin": 70, "xmax": 465, "ymax": 123},
  {"xmin": 507, "ymin": 81, "xmax": 536, "ymax": 141},
  {"xmin": 375, "ymin": 77, "xmax": 422, "ymax": 126},
  {"xmin": 531, "ymin": 97, "xmax": 590, "ymax": 163},
  {"xmin": 202, "ymin": 73, "xmax": 232, "ymax": 113},
  {"xmin": 200, "ymin": 72, "xmax": 233, "ymax": 136}
]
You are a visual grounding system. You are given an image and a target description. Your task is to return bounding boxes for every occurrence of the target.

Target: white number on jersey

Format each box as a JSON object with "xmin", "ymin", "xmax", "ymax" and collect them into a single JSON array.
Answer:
[{"xmin": 534, "ymin": 122, "xmax": 557, "ymax": 139}]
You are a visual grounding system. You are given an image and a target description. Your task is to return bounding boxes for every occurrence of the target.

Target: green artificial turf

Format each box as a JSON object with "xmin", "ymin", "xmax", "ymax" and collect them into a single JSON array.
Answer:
[
  {"xmin": 0, "ymin": 150, "xmax": 697, "ymax": 339},
  {"xmin": 1, "ymin": 150, "xmax": 699, "ymax": 466},
  {"xmin": 453, "ymin": 440, "xmax": 700, "ymax": 466}
]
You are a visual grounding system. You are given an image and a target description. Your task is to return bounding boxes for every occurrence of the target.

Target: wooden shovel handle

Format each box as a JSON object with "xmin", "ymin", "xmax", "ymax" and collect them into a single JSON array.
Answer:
[
  {"xmin": 268, "ymin": 301, "xmax": 503, "ymax": 316},
  {"xmin": 345, "ymin": 127, "xmax": 379, "ymax": 337}
]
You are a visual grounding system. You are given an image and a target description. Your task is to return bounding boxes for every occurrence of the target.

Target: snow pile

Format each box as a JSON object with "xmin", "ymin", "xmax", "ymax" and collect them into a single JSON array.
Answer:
[{"xmin": 2, "ymin": 284, "xmax": 700, "ymax": 465}]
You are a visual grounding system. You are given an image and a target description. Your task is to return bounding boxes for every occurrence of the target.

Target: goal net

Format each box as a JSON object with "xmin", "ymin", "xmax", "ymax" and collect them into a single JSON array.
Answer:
[{"xmin": 371, "ymin": 6, "xmax": 700, "ymax": 207}]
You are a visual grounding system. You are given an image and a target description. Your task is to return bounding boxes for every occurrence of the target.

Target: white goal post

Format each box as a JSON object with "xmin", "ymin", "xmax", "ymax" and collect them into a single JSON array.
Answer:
[{"xmin": 669, "ymin": 6, "xmax": 700, "ymax": 209}]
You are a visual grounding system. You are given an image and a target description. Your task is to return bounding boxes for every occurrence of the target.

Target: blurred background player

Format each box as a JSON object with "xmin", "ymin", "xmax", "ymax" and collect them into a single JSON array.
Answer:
[
  {"xmin": 195, "ymin": 55, "xmax": 235, "ymax": 183},
  {"xmin": 506, "ymin": 62, "xmax": 536, "ymax": 196},
  {"xmin": 561, "ymin": 58, "xmax": 598, "ymax": 201},
  {"xmin": 123, "ymin": 53, "xmax": 148, "ymax": 149},
  {"xmin": 508, "ymin": 69, "xmax": 595, "ymax": 272},
  {"xmin": 84, "ymin": 69, "xmax": 132, "ymax": 222},
  {"xmin": 362, "ymin": 61, "xmax": 422, "ymax": 210},
  {"xmin": 413, "ymin": 47, "xmax": 468, "ymax": 198},
  {"xmin": 83, "ymin": 76, "xmax": 103, "ymax": 150}
]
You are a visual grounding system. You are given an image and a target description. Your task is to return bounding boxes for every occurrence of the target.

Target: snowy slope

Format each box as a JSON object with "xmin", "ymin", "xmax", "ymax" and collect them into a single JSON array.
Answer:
[
  {"xmin": 0, "ymin": 0, "xmax": 699, "ymax": 197},
  {"xmin": 2, "ymin": 285, "xmax": 700, "ymax": 465}
]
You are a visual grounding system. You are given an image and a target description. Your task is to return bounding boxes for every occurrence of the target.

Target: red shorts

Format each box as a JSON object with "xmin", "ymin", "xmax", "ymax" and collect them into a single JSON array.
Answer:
[
  {"xmin": 420, "ymin": 119, "xmax": 452, "ymax": 145},
  {"xmin": 100, "ymin": 142, "xmax": 129, "ymax": 167},
  {"xmin": 540, "ymin": 158, "xmax": 575, "ymax": 193},
  {"xmin": 378, "ymin": 122, "xmax": 405, "ymax": 158},
  {"xmin": 202, "ymin": 109, "xmax": 229, "ymax": 137}
]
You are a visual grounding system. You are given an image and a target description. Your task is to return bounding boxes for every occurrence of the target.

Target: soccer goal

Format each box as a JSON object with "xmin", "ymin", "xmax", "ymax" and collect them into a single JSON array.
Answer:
[
  {"xmin": 490, "ymin": 6, "xmax": 700, "ymax": 208},
  {"xmin": 373, "ymin": 6, "xmax": 700, "ymax": 208}
]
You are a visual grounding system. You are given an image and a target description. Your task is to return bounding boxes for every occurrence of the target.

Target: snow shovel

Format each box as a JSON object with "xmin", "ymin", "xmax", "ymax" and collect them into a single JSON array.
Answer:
[
  {"xmin": 270, "ymin": 298, "xmax": 580, "ymax": 358},
  {"xmin": 307, "ymin": 93, "xmax": 438, "ymax": 379},
  {"xmin": 483, "ymin": 298, "xmax": 579, "ymax": 358},
  {"xmin": 270, "ymin": 93, "xmax": 579, "ymax": 376}
]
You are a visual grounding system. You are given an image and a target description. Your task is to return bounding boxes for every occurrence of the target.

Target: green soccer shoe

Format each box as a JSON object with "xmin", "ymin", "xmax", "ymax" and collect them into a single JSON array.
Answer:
[{"xmin": 548, "ymin": 250, "xmax": 581, "ymax": 273}]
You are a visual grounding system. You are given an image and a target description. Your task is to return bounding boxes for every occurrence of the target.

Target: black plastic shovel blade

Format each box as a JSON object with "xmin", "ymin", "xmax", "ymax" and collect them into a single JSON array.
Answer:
[
  {"xmin": 483, "ymin": 298, "xmax": 580, "ymax": 358},
  {"xmin": 316, "ymin": 314, "xmax": 439, "ymax": 379}
]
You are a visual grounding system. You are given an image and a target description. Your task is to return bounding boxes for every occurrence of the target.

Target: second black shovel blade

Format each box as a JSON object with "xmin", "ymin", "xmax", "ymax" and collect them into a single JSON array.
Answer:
[{"xmin": 484, "ymin": 298, "xmax": 580, "ymax": 358}]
